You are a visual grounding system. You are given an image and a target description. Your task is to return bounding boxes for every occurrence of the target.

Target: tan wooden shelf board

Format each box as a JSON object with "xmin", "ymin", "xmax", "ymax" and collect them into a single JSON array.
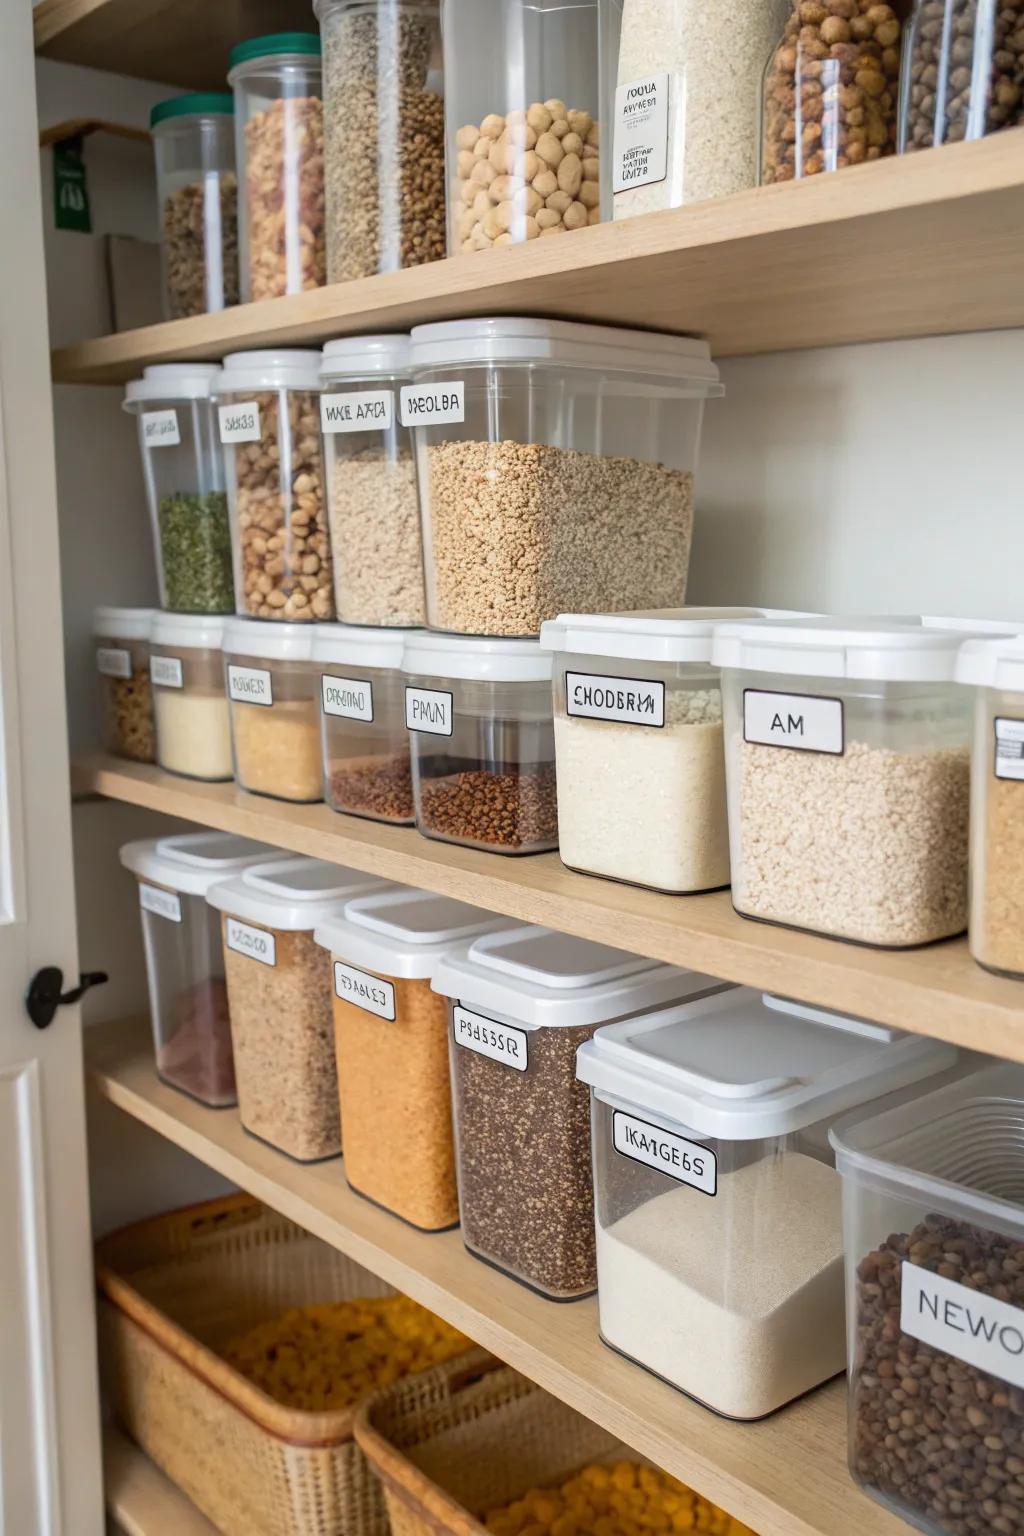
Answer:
[{"xmin": 104, "ymin": 1425, "xmax": 218, "ymax": 1536}]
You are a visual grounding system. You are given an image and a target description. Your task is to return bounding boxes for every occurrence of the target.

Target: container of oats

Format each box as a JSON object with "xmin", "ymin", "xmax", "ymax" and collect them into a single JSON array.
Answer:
[
  {"xmin": 150, "ymin": 613, "xmax": 233, "ymax": 782},
  {"xmin": 224, "ymin": 618, "xmax": 322, "ymax": 802},
  {"xmin": 150, "ymin": 93, "xmax": 238, "ymax": 319},
  {"xmin": 93, "ymin": 606, "xmax": 156, "ymax": 763},
  {"xmin": 313, "ymin": 622, "xmax": 420, "ymax": 823},
  {"xmin": 207, "ymin": 856, "xmax": 385, "ymax": 1161},
  {"xmin": 319, "ymin": 336, "xmax": 425, "ymax": 626},
  {"xmin": 714, "ymin": 618, "xmax": 973, "ymax": 948},
  {"xmin": 433, "ymin": 926, "xmax": 724, "ymax": 1299},
  {"xmin": 315, "ymin": 886, "xmax": 509, "ymax": 1230},
  {"xmin": 406, "ymin": 318, "xmax": 721, "ymax": 636}
]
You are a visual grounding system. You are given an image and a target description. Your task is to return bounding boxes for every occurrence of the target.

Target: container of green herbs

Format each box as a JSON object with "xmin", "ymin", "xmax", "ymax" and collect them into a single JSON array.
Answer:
[{"xmin": 158, "ymin": 491, "xmax": 235, "ymax": 612}]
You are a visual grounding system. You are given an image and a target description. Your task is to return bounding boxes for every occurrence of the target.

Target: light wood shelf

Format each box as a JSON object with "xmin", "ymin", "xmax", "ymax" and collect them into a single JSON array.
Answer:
[
  {"xmin": 104, "ymin": 1426, "xmax": 217, "ymax": 1536},
  {"xmin": 87, "ymin": 1017, "xmax": 907, "ymax": 1536},
  {"xmin": 74, "ymin": 753, "xmax": 1024, "ymax": 1060}
]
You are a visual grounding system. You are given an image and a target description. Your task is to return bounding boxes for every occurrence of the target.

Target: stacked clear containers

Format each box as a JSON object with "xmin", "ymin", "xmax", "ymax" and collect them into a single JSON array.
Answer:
[
  {"xmin": 403, "ymin": 634, "xmax": 557, "ymax": 855},
  {"xmin": 94, "ymin": 606, "xmax": 155, "ymax": 763},
  {"xmin": 319, "ymin": 336, "xmax": 425, "ymax": 626},
  {"xmin": 150, "ymin": 614, "xmax": 232, "ymax": 782},
  {"xmin": 208, "ymin": 857, "xmax": 384, "ymax": 1160},
  {"xmin": 150, "ymin": 93, "xmax": 238, "ymax": 319},
  {"xmin": 227, "ymin": 33, "xmax": 325, "ymax": 300},
  {"xmin": 900, "ymin": 0, "xmax": 1024, "ymax": 151},
  {"xmin": 315, "ymin": 887, "xmax": 507, "ymax": 1230},
  {"xmin": 578, "ymin": 990, "xmax": 956, "ymax": 1418},
  {"xmin": 832, "ymin": 1063, "xmax": 1024, "ymax": 1533},
  {"xmin": 314, "ymin": 622, "xmax": 419, "ymax": 822},
  {"xmin": 224, "ymin": 619, "xmax": 322, "ymax": 802},
  {"xmin": 714, "ymin": 618, "xmax": 972, "ymax": 948},
  {"xmin": 317, "ymin": 0, "xmax": 445, "ymax": 281},
  {"xmin": 406, "ymin": 319, "xmax": 721, "ymax": 636},
  {"xmin": 124, "ymin": 365, "xmax": 234, "ymax": 615},
  {"xmin": 433, "ymin": 927, "xmax": 724, "ymax": 1299}
]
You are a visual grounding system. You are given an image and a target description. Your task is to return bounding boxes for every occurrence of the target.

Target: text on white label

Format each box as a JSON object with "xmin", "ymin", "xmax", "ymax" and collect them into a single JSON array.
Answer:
[
  {"xmin": 218, "ymin": 402, "xmax": 262, "ymax": 444},
  {"xmin": 225, "ymin": 917, "xmax": 276, "ymax": 967},
  {"xmin": 96, "ymin": 646, "xmax": 132, "ymax": 680},
  {"xmin": 141, "ymin": 409, "xmax": 181, "ymax": 447},
  {"xmin": 453, "ymin": 1006, "xmax": 528, "ymax": 1071},
  {"xmin": 566, "ymin": 671, "xmax": 665, "ymax": 727},
  {"xmin": 227, "ymin": 665, "xmax": 273, "ymax": 707},
  {"xmin": 150, "ymin": 655, "xmax": 184, "ymax": 689},
  {"xmin": 612, "ymin": 1110, "xmax": 717, "ymax": 1195},
  {"xmin": 405, "ymin": 686, "xmax": 453, "ymax": 736},
  {"xmin": 995, "ymin": 717, "xmax": 1024, "ymax": 782},
  {"xmin": 613, "ymin": 73, "xmax": 670, "ymax": 194},
  {"xmin": 322, "ymin": 673, "xmax": 374, "ymax": 722},
  {"xmin": 399, "ymin": 382, "xmax": 465, "ymax": 427},
  {"xmin": 333, "ymin": 962, "xmax": 396, "ymax": 1020},
  {"xmin": 139, "ymin": 883, "xmax": 182, "ymax": 923},
  {"xmin": 743, "ymin": 689, "xmax": 845, "ymax": 755},
  {"xmin": 320, "ymin": 389, "xmax": 394, "ymax": 434},
  {"xmin": 901, "ymin": 1261, "xmax": 1024, "ymax": 1389}
]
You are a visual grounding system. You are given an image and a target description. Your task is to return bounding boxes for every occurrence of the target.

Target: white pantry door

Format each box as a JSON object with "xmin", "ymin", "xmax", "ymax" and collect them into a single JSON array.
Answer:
[{"xmin": 0, "ymin": 5, "xmax": 104, "ymax": 1534}]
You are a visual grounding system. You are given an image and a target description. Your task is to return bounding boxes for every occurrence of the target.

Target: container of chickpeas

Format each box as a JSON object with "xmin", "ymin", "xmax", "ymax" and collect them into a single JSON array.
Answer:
[{"xmin": 93, "ymin": 606, "xmax": 156, "ymax": 762}]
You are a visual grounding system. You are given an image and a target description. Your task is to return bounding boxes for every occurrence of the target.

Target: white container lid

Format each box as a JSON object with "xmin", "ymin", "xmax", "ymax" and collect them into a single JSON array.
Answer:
[
  {"xmin": 223, "ymin": 618, "xmax": 315, "ymax": 664},
  {"xmin": 540, "ymin": 608, "xmax": 765, "ymax": 666},
  {"xmin": 312, "ymin": 623, "xmax": 421, "ymax": 673},
  {"xmin": 215, "ymin": 349, "xmax": 322, "ymax": 394},
  {"xmin": 123, "ymin": 363, "xmax": 220, "ymax": 407},
  {"xmin": 93, "ymin": 606, "xmax": 154, "ymax": 642},
  {"xmin": 315, "ymin": 887, "xmax": 510, "ymax": 980},
  {"xmin": 151, "ymin": 613, "xmax": 226, "ymax": 652},
  {"xmin": 403, "ymin": 633, "xmax": 552, "ymax": 684},
  {"xmin": 431, "ymin": 925, "xmax": 724, "ymax": 1031},
  {"xmin": 923, "ymin": 615, "xmax": 1024, "ymax": 635},
  {"xmin": 120, "ymin": 833, "xmax": 285, "ymax": 896},
  {"xmin": 577, "ymin": 989, "xmax": 957, "ymax": 1140},
  {"xmin": 320, "ymin": 335, "xmax": 411, "ymax": 381},
  {"xmin": 207, "ymin": 856, "xmax": 386, "ymax": 930},
  {"xmin": 956, "ymin": 634, "xmax": 1024, "ymax": 690},
  {"xmin": 711, "ymin": 617, "xmax": 970, "ymax": 683},
  {"xmin": 409, "ymin": 318, "xmax": 722, "ymax": 393}
]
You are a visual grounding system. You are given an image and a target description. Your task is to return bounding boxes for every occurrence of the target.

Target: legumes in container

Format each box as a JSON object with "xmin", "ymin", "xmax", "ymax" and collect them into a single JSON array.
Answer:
[
  {"xmin": 434, "ymin": 926, "xmax": 725, "ymax": 1299},
  {"xmin": 406, "ymin": 319, "xmax": 721, "ymax": 636},
  {"xmin": 900, "ymin": 0, "xmax": 1024, "ymax": 152},
  {"xmin": 94, "ymin": 606, "xmax": 155, "ymax": 763},
  {"xmin": 315, "ymin": 887, "xmax": 508, "ymax": 1230},
  {"xmin": 314, "ymin": 622, "xmax": 419, "ymax": 823},
  {"xmin": 150, "ymin": 614, "xmax": 232, "ymax": 782},
  {"xmin": 578, "ymin": 989, "xmax": 956, "ymax": 1419},
  {"xmin": 714, "ymin": 618, "xmax": 972, "ymax": 948},
  {"xmin": 208, "ymin": 857, "xmax": 385, "ymax": 1160},
  {"xmin": 150, "ymin": 93, "xmax": 238, "ymax": 319},
  {"xmin": 224, "ymin": 619, "xmax": 322, "ymax": 802}
]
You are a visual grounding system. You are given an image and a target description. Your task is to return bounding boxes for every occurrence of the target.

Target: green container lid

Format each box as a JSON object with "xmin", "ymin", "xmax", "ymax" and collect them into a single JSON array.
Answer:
[
  {"xmin": 228, "ymin": 32, "xmax": 321, "ymax": 70},
  {"xmin": 150, "ymin": 92, "xmax": 234, "ymax": 128}
]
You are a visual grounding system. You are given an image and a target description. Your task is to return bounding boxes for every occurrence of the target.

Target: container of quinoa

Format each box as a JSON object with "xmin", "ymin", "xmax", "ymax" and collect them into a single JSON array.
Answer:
[{"xmin": 225, "ymin": 618, "xmax": 322, "ymax": 802}]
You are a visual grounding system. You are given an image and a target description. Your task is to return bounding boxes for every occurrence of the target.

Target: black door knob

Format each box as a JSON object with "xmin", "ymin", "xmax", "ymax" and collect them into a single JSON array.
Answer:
[{"xmin": 26, "ymin": 967, "xmax": 108, "ymax": 1029}]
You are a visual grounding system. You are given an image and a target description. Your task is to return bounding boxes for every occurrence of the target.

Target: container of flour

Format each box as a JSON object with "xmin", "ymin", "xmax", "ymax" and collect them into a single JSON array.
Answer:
[{"xmin": 576, "ymin": 989, "xmax": 957, "ymax": 1419}]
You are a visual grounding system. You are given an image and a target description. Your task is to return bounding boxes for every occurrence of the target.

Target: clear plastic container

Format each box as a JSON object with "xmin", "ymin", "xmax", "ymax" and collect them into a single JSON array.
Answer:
[
  {"xmin": 227, "ymin": 33, "xmax": 325, "ymax": 300},
  {"xmin": 831, "ymin": 1062, "xmax": 1024, "ymax": 1534},
  {"xmin": 93, "ymin": 606, "xmax": 156, "ymax": 763},
  {"xmin": 150, "ymin": 614, "xmax": 232, "ymax": 782},
  {"xmin": 578, "ymin": 990, "xmax": 957, "ymax": 1419},
  {"xmin": 224, "ymin": 618, "xmax": 322, "ymax": 802},
  {"xmin": 150, "ymin": 93, "xmax": 238, "ymax": 319},
  {"xmin": 119, "ymin": 833, "xmax": 283, "ymax": 1106},
  {"xmin": 406, "ymin": 318, "xmax": 721, "ymax": 636},
  {"xmin": 207, "ymin": 856, "xmax": 385, "ymax": 1160},
  {"xmin": 215, "ymin": 350, "xmax": 332, "ymax": 623},
  {"xmin": 123, "ymin": 365, "xmax": 233, "ymax": 615},
  {"xmin": 900, "ymin": 0, "xmax": 1024, "ymax": 151},
  {"xmin": 403, "ymin": 633, "xmax": 557, "ymax": 855},
  {"xmin": 313, "ymin": 622, "xmax": 419, "ymax": 822},
  {"xmin": 319, "ymin": 336, "xmax": 425, "ymax": 626},
  {"xmin": 714, "ymin": 618, "xmax": 973, "ymax": 948},
  {"xmin": 317, "ymin": 0, "xmax": 445, "ymax": 281},
  {"xmin": 433, "ymin": 927, "xmax": 725, "ymax": 1299},
  {"xmin": 315, "ymin": 887, "xmax": 508, "ymax": 1229}
]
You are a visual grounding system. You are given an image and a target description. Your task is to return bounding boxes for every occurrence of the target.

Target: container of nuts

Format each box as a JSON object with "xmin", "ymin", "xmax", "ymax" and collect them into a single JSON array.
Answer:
[
  {"xmin": 150, "ymin": 93, "xmax": 238, "ymax": 319},
  {"xmin": 93, "ymin": 606, "xmax": 156, "ymax": 763},
  {"xmin": 215, "ymin": 350, "xmax": 332, "ymax": 624},
  {"xmin": 899, "ymin": 0, "xmax": 1024, "ymax": 151}
]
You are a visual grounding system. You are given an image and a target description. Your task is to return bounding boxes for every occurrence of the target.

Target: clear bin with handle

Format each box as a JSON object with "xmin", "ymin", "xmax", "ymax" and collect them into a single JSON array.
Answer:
[
  {"xmin": 150, "ymin": 613, "xmax": 233, "ymax": 782},
  {"xmin": 314, "ymin": 622, "xmax": 419, "ymax": 822}
]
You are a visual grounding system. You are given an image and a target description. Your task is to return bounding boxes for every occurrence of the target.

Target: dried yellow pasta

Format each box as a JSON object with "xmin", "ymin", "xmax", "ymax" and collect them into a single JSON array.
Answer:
[{"xmin": 483, "ymin": 1461, "xmax": 757, "ymax": 1536}]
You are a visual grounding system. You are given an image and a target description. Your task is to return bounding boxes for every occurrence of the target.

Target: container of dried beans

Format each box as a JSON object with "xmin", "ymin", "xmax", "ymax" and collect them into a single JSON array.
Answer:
[
  {"xmin": 313, "ymin": 622, "xmax": 421, "ymax": 823},
  {"xmin": 150, "ymin": 93, "xmax": 238, "ymax": 319},
  {"xmin": 93, "ymin": 605, "xmax": 156, "ymax": 763}
]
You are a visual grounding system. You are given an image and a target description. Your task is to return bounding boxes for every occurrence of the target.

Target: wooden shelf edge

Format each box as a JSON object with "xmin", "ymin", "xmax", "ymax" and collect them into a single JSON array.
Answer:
[{"xmin": 104, "ymin": 1425, "xmax": 218, "ymax": 1536}]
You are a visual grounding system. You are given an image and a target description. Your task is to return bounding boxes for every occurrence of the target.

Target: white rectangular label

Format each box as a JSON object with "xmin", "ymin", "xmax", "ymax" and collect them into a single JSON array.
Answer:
[
  {"xmin": 141, "ymin": 408, "xmax": 181, "ymax": 447},
  {"xmin": 96, "ymin": 646, "xmax": 132, "ymax": 679},
  {"xmin": 218, "ymin": 401, "xmax": 262, "ymax": 444},
  {"xmin": 225, "ymin": 917, "xmax": 276, "ymax": 967},
  {"xmin": 743, "ymin": 689, "xmax": 844, "ymax": 755},
  {"xmin": 566, "ymin": 671, "xmax": 665, "ymax": 727},
  {"xmin": 453, "ymin": 1006, "xmax": 528, "ymax": 1071},
  {"xmin": 900, "ymin": 1261, "xmax": 1024, "ymax": 1388},
  {"xmin": 138, "ymin": 883, "xmax": 182, "ymax": 923},
  {"xmin": 995, "ymin": 717, "xmax": 1024, "ymax": 781},
  {"xmin": 399, "ymin": 382, "xmax": 465, "ymax": 427},
  {"xmin": 227, "ymin": 665, "xmax": 273, "ymax": 707},
  {"xmin": 334, "ymin": 961, "xmax": 396, "ymax": 1020},
  {"xmin": 150, "ymin": 654, "xmax": 184, "ymax": 689},
  {"xmin": 321, "ymin": 673, "xmax": 374, "ymax": 722},
  {"xmin": 405, "ymin": 686, "xmax": 453, "ymax": 736},
  {"xmin": 320, "ymin": 389, "xmax": 394, "ymax": 434},
  {"xmin": 613, "ymin": 72, "xmax": 670, "ymax": 194},
  {"xmin": 612, "ymin": 1110, "xmax": 717, "ymax": 1195}
]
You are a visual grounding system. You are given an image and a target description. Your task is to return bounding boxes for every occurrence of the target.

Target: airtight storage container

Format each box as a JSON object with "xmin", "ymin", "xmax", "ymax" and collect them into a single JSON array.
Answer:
[
  {"xmin": 578, "ymin": 989, "xmax": 957, "ymax": 1419},
  {"xmin": 315, "ymin": 887, "xmax": 508, "ymax": 1230},
  {"xmin": 831, "ymin": 1063, "xmax": 1024, "ymax": 1534},
  {"xmin": 120, "ymin": 834, "xmax": 283, "ymax": 1106},
  {"xmin": 406, "ymin": 319, "xmax": 721, "ymax": 636},
  {"xmin": 713, "ymin": 618, "xmax": 972, "ymax": 948},
  {"xmin": 150, "ymin": 614, "xmax": 232, "ymax": 782},
  {"xmin": 94, "ymin": 606, "xmax": 155, "ymax": 763},
  {"xmin": 403, "ymin": 633, "xmax": 557, "ymax": 855},
  {"xmin": 224, "ymin": 619, "xmax": 322, "ymax": 802},
  {"xmin": 900, "ymin": 0, "xmax": 1024, "ymax": 152},
  {"xmin": 314, "ymin": 622, "xmax": 419, "ymax": 823},
  {"xmin": 208, "ymin": 857, "xmax": 385, "ymax": 1160},
  {"xmin": 433, "ymin": 927, "xmax": 725, "ymax": 1299},
  {"xmin": 150, "ymin": 93, "xmax": 238, "ymax": 319}
]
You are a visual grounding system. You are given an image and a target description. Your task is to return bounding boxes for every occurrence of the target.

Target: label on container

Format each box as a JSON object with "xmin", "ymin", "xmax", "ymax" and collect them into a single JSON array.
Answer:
[
  {"xmin": 218, "ymin": 401, "xmax": 262, "ymax": 444},
  {"xmin": 901, "ymin": 1262, "xmax": 1024, "ymax": 1389},
  {"xmin": 138, "ymin": 883, "xmax": 182, "ymax": 923},
  {"xmin": 399, "ymin": 382, "xmax": 465, "ymax": 427},
  {"xmin": 612, "ymin": 1110, "xmax": 717, "ymax": 1196},
  {"xmin": 322, "ymin": 673, "xmax": 374, "ymax": 722},
  {"xmin": 613, "ymin": 72, "xmax": 670, "ymax": 195},
  {"xmin": 565, "ymin": 670, "xmax": 665, "ymax": 728},
  {"xmin": 320, "ymin": 390, "xmax": 394, "ymax": 434},
  {"xmin": 453, "ymin": 1006, "xmax": 529, "ymax": 1071},
  {"xmin": 225, "ymin": 917, "xmax": 276, "ymax": 967},
  {"xmin": 333, "ymin": 961, "xmax": 396, "ymax": 1020},
  {"xmin": 150, "ymin": 655, "xmax": 184, "ymax": 689},
  {"xmin": 96, "ymin": 646, "xmax": 132, "ymax": 679},
  {"xmin": 140, "ymin": 408, "xmax": 181, "ymax": 447},
  {"xmin": 227, "ymin": 665, "xmax": 273, "ymax": 707},
  {"xmin": 995, "ymin": 717, "xmax": 1024, "ymax": 781},
  {"xmin": 743, "ymin": 689, "xmax": 845, "ymax": 755},
  {"xmin": 405, "ymin": 686, "xmax": 453, "ymax": 736}
]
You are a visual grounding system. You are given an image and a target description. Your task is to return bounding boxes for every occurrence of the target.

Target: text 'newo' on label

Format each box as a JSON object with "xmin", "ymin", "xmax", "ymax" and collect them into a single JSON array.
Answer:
[
  {"xmin": 613, "ymin": 72, "xmax": 670, "ymax": 194},
  {"xmin": 225, "ymin": 917, "xmax": 276, "ymax": 967},
  {"xmin": 995, "ymin": 717, "xmax": 1024, "ymax": 782},
  {"xmin": 227, "ymin": 665, "xmax": 273, "ymax": 707},
  {"xmin": 333, "ymin": 961, "xmax": 396, "ymax": 1020},
  {"xmin": 405, "ymin": 686, "xmax": 453, "ymax": 736},
  {"xmin": 901, "ymin": 1261, "xmax": 1024, "ymax": 1390},
  {"xmin": 141, "ymin": 409, "xmax": 181, "ymax": 447},
  {"xmin": 566, "ymin": 670, "xmax": 665, "ymax": 728},
  {"xmin": 96, "ymin": 646, "xmax": 132, "ymax": 680},
  {"xmin": 399, "ymin": 382, "xmax": 465, "ymax": 427},
  {"xmin": 320, "ymin": 390, "xmax": 394, "ymax": 434},
  {"xmin": 453, "ymin": 1005, "xmax": 528, "ymax": 1071},
  {"xmin": 321, "ymin": 673, "xmax": 373, "ymax": 722},
  {"xmin": 150, "ymin": 654, "xmax": 184, "ymax": 689},
  {"xmin": 743, "ymin": 689, "xmax": 845, "ymax": 755},
  {"xmin": 612, "ymin": 1109, "xmax": 717, "ymax": 1195},
  {"xmin": 218, "ymin": 402, "xmax": 262, "ymax": 444},
  {"xmin": 139, "ymin": 883, "xmax": 182, "ymax": 923}
]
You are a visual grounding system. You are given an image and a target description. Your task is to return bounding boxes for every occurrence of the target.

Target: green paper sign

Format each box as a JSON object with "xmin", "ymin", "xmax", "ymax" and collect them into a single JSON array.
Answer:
[{"xmin": 54, "ymin": 137, "xmax": 91, "ymax": 233}]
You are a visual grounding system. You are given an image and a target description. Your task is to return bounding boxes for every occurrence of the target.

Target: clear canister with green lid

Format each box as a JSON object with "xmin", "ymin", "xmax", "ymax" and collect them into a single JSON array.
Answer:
[{"xmin": 150, "ymin": 93, "xmax": 238, "ymax": 319}]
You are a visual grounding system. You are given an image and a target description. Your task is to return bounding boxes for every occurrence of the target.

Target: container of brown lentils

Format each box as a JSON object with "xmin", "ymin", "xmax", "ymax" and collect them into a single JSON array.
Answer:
[
  {"xmin": 94, "ymin": 606, "xmax": 156, "ymax": 763},
  {"xmin": 313, "ymin": 621, "xmax": 420, "ymax": 823},
  {"xmin": 899, "ymin": 0, "xmax": 1024, "ymax": 151}
]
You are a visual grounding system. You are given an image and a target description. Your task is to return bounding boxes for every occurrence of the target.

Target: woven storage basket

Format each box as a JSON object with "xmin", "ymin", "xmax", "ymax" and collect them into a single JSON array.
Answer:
[{"xmin": 95, "ymin": 1192, "xmax": 396, "ymax": 1536}]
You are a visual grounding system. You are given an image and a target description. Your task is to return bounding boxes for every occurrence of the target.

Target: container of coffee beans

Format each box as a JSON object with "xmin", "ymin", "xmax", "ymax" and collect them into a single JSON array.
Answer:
[
  {"xmin": 899, "ymin": 0, "xmax": 1024, "ymax": 151},
  {"xmin": 314, "ymin": 622, "xmax": 422, "ymax": 823},
  {"xmin": 432, "ymin": 925, "xmax": 725, "ymax": 1299}
]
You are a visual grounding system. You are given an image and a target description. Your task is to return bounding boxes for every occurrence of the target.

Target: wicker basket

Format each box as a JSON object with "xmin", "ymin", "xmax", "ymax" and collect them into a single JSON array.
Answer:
[{"xmin": 96, "ymin": 1192, "xmax": 396, "ymax": 1536}]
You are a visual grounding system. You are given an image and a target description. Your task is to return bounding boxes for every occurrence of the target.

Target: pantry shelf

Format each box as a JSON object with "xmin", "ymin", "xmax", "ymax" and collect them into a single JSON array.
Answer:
[
  {"xmin": 73, "ymin": 753, "xmax": 1024, "ymax": 1060},
  {"xmin": 104, "ymin": 1426, "xmax": 218, "ymax": 1536},
  {"xmin": 87, "ymin": 1016, "xmax": 906, "ymax": 1536},
  {"xmin": 51, "ymin": 128, "xmax": 1024, "ymax": 381}
]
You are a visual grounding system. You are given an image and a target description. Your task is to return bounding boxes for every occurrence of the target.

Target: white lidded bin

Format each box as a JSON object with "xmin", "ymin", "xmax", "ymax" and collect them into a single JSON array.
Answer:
[
  {"xmin": 224, "ymin": 618, "xmax": 321, "ymax": 803},
  {"xmin": 207, "ymin": 856, "xmax": 386, "ymax": 1161},
  {"xmin": 314, "ymin": 621, "xmax": 421, "ymax": 824},
  {"xmin": 432, "ymin": 926, "xmax": 726, "ymax": 1300},
  {"xmin": 93, "ymin": 606, "xmax": 156, "ymax": 763},
  {"xmin": 119, "ymin": 833, "xmax": 284, "ymax": 1107},
  {"xmin": 713, "ymin": 618, "xmax": 972, "ymax": 948},
  {"xmin": 831, "ymin": 1063, "xmax": 1024, "ymax": 1535},
  {"xmin": 577, "ymin": 989, "xmax": 957, "ymax": 1419},
  {"xmin": 150, "ymin": 613, "xmax": 232, "ymax": 782}
]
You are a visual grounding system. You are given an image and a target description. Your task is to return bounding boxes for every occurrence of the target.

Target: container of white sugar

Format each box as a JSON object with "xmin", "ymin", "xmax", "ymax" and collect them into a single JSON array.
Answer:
[{"xmin": 576, "ymin": 988, "xmax": 957, "ymax": 1419}]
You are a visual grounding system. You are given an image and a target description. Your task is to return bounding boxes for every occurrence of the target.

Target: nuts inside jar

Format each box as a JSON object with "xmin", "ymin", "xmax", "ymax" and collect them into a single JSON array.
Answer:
[{"xmin": 244, "ymin": 96, "xmax": 326, "ymax": 298}]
